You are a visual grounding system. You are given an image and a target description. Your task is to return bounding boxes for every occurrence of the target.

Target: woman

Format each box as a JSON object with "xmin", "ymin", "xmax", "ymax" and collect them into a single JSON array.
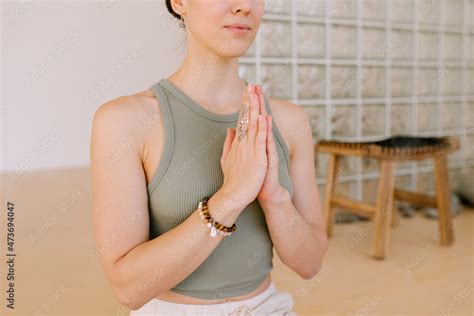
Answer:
[{"xmin": 90, "ymin": 0, "xmax": 328, "ymax": 315}]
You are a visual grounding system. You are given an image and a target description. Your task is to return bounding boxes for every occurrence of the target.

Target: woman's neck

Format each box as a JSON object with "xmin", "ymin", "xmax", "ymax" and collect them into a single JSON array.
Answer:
[{"xmin": 167, "ymin": 52, "xmax": 247, "ymax": 114}]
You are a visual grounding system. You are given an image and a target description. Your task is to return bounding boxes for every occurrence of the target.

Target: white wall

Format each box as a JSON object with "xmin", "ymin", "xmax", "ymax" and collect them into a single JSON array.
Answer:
[{"xmin": 2, "ymin": 1, "xmax": 185, "ymax": 172}]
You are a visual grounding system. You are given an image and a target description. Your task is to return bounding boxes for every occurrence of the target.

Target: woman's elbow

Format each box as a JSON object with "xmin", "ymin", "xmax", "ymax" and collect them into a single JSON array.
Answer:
[
  {"xmin": 114, "ymin": 283, "xmax": 150, "ymax": 311},
  {"xmin": 106, "ymin": 264, "xmax": 150, "ymax": 311},
  {"xmin": 112, "ymin": 271, "xmax": 165, "ymax": 311},
  {"xmin": 302, "ymin": 231, "xmax": 328, "ymax": 280}
]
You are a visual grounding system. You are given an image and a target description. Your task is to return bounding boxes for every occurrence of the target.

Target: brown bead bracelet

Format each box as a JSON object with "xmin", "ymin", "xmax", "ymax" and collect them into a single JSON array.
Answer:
[{"xmin": 198, "ymin": 196, "xmax": 237, "ymax": 238}]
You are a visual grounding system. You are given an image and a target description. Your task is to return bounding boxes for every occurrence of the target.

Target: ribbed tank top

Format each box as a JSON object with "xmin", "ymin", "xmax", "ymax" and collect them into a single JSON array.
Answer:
[{"xmin": 146, "ymin": 78, "xmax": 294, "ymax": 300}]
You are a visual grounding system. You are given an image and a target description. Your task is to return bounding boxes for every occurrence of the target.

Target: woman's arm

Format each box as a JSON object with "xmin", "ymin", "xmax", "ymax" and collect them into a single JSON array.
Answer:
[
  {"xmin": 260, "ymin": 100, "xmax": 328, "ymax": 280},
  {"xmin": 90, "ymin": 98, "xmax": 242, "ymax": 310}
]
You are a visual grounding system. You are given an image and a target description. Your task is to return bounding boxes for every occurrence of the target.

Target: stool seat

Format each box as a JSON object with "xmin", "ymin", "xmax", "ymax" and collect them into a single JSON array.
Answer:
[
  {"xmin": 317, "ymin": 135, "xmax": 460, "ymax": 160},
  {"xmin": 316, "ymin": 134, "xmax": 460, "ymax": 259}
]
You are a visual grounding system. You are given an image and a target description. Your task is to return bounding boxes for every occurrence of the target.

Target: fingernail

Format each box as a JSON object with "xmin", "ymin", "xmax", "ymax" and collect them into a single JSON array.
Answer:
[{"xmin": 259, "ymin": 115, "xmax": 263, "ymax": 121}]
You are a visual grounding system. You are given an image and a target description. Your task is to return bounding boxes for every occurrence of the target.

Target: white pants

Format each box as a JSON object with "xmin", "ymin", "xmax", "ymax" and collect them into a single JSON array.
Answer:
[{"xmin": 129, "ymin": 281, "xmax": 296, "ymax": 316}]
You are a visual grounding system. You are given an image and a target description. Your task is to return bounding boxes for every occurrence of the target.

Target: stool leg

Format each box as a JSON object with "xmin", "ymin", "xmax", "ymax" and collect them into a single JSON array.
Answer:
[
  {"xmin": 373, "ymin": 160, "xmax": 395, "ymax": 259},
  {"xmin": 391, "ymin": 200, "xmax": 399, "ymax": 228},
  {"xmin": 433, "ymin": 154, "xmax": 455, "ymax": 245},
  {"xmin": 324, "ymin": 154, "xmax": 340, "ymax": 238}
]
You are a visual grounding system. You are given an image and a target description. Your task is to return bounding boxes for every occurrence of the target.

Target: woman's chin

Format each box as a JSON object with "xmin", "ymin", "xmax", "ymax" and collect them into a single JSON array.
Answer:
[{"xmin": 214, "ymin": 45, "xmax": 252, "ymax": 58}]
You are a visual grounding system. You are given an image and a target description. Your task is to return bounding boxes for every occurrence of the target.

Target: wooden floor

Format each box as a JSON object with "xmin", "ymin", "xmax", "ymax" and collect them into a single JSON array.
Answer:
[{"xmin": 1, "ymin": 167, "xmax": 473, "ymax": 315}]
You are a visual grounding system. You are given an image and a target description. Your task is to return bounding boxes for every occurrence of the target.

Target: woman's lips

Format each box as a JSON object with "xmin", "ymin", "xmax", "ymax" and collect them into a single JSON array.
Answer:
[{"xmin": 224, "ymin": 26, "xmax": 251, "ymax": 35}]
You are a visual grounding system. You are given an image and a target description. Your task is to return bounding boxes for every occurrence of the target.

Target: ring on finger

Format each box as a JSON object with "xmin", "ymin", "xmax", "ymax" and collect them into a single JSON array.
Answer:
[{"xmin": 237, "ymin": 104, "xmax": 250, "ymax": 142}]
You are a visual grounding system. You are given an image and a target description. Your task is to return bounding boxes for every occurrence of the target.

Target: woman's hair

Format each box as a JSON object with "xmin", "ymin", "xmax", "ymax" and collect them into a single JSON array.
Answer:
[{"xmin": 165, "ymin": 0, "xmax": 181, "ymax": 20}]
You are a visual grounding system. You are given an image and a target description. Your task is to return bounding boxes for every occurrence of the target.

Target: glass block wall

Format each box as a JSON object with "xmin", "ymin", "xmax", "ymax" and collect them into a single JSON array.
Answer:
[{"xmin": 238, "ymin": 0, "xmax": 473, "ymax": 204}]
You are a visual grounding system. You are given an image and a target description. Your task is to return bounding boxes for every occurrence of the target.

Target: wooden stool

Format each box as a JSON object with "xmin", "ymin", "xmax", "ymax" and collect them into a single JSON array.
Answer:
[{"xmin": 316, "ymin": 135, "xmax": 460, "ymax": 259}]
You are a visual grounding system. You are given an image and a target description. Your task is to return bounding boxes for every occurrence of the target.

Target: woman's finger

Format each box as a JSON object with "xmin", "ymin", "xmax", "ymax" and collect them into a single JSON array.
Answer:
[
  {"xmin": 256, "ymin": 114, "xmax": 268, "ymax": 157},
  {"xmin": 229, "ymin": 128, "xmax": 236, "ymax": 144},
  {"xmin": 236, "ymin": 84, "xmax": 250, "ymax": 143},
  {"xmin": 223, "ymin": 127, "xmax": 237, "ymax": 158},
  {"xmin": 267, "ymin": 116, "xmax": 279, "ymax": 169},
  {"xmin": 247, "ymin": 84, "xmax": 259, "ymax": 142},
  {"xmin": 222, "ymin": 128, "xmax": 233, "ymax": 159},
  {"xmin": 256, "ymin": 85, "xmax": 267, "ymax": 116}
]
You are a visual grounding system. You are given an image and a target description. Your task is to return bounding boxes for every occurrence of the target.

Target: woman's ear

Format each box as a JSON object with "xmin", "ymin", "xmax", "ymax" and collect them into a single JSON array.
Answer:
[{"xmin": 169, "ymin": 0, "xmax": 187, "ymax": 16}]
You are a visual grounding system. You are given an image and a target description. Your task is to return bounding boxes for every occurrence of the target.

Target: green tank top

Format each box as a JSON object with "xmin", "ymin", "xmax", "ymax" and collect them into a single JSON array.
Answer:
[{"xmin": 146, "ymin": 78, "xmax": 294, "ymax": 300}]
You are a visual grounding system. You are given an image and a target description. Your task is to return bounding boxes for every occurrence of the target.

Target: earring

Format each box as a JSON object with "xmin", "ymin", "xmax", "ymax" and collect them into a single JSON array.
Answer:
[{"xmin": 179, "ymin": 16, "xmax": 185, "ymax": 28}]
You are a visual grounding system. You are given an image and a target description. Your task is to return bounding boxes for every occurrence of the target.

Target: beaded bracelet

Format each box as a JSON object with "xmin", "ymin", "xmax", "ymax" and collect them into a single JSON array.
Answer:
[{"xmin": 198, "ymin": 196, "xmax": 237, "ymax": 238}]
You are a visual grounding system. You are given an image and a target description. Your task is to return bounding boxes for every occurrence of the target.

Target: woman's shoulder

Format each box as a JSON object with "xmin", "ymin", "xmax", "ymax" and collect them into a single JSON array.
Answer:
[
  {"xmin": 91, "ymin": 88, "xmax": 164, "ymax": 159},
  {"xmin": 93, "ymin": 88, "xmax": 159, "ymax": 119},
  {"xmin": 266, "ymin": 96, "xmax": 313, "ymax": 158}
]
